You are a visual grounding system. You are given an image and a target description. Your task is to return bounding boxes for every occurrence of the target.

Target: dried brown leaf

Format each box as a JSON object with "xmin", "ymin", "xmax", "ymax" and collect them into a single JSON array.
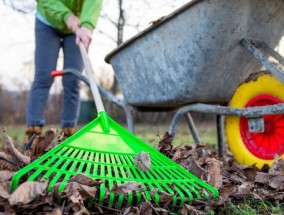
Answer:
[
  {"xmin": 18, "ymin": 195, "xmax": 54, "ymax": 211},
  {"xmin": 269, "ymin": 159, "xmax": 284, "ymax": 175},
  {"xmin": 158, "ymin": 132, "xmax": 173, "ymax": 154},
  {"xmin": 235, "ymin": 182, "xmax": 253, "ymax": 196},
  {"xmin": 269, "ymin": 175, "xmax": 284, "ymax": 189},
  {"xmin": 1, "ymin": 128, "xmax": 30, "ymax": 166},
  {"xmin": 8, "ymin": 180, "xmax": 48, "ymax": 205},
  {"xmin": 254, "ymin": 172, "xmax": 271, "ymax": 184},
  {"xmin": 134, "ymin": 152, "xmax": 151, "ymax": 172},
  {"xmin": 3, "ymin": 204, "xmax": 15, "ymax": 215},
  {"xmin": 62, "ymin": 181, "xmax": 97, "ymax": 201},
  {"xmin": 205, "ymin": 158, "xmax": 223, "ymax": 189},
  {"xmin": 153, "ymin": 207, "xmax": 168, "ymax": 215},
  {"xmin": 217, "ymin": 183, "xmax": 236, "ymax": 205},
  {"xmin": 242, "ymin": 165, "xmax": 258, "ymax": 181},
  {"xmin": 187, "ymin": 158, "xmax": 205, "ymax": 178},
  {"xmin": 31, "ymin": 128, "xmax": 57, "ymax": 158},
  {"xmin": 46, "ymin": 208, "xmax": 62, "ymax": 215},
  {"xmin": 123, "ymin": 206, "xmax": 139, "ymax": 215},
  {"xmin": 71, "ymin": 205, "xmax": 90, "ymax": 215},
  {"xmin": 150, "ymin": 188, "xmax": 173, "ymax": 207},
  {"xmin": 227, "ymin": 161, "xmax": 247, "ymax": 179},
  {"xmin": 253, "ymin": 189, "xmax": 276, "ymax": 200},
  {"xmin": 69, "ymin": 174, "xmax": 104, "ymax": 187},
  {"xmin": 0, "ymin": 170, "xmax": 14, "ymax": 182},
  {"xmin": 139, "ymin": 202, "xmax": 153, "ymax": 215},
  {"xmin": 0, "ymin": 181, "xmax": 11, "ymax": 199},
  {"xmin": 62, "ymin": 182, "xmax": 93, "ymax": 215},
  {"xmin": 110, "ymin": 182, "xmax": 143, "ymax": 196},
  {"xmin": 0, "ymin": 153, "xmax": 18, "ymax": 171},
  {"xmin": 181, "ymin": 204, "xmax": 203, "ymax": 215},
  {"xmin": 229, "ymin": 174, "xmax": 246, "ymax": 184},
  {"xmin": 172, "ymin": 149, "xmax": 189, "ymax": 168}
]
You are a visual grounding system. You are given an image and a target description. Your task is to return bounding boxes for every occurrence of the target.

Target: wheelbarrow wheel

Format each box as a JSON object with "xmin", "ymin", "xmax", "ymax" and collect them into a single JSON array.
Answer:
[{"xmin": 225, "ymin": 72, "xmax": 284, "ymax": 168}]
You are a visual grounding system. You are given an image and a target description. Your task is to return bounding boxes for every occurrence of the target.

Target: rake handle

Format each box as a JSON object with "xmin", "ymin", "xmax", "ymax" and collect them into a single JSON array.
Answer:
[{"xmin": 79, "ymin": 43, "xmax": 105, "ymax": 112}]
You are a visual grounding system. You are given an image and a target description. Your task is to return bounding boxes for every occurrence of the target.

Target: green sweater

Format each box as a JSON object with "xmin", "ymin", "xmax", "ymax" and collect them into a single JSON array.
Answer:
[{"xmin": 36, "ymin": 0, "xmax": 103, "ymax": 34}]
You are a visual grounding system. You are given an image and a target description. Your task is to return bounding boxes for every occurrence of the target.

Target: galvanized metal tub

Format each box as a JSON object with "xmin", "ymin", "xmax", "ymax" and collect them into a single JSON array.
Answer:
[{"xmin": 105, "ymin": 0, "xmax": 284, "ymax": 108}]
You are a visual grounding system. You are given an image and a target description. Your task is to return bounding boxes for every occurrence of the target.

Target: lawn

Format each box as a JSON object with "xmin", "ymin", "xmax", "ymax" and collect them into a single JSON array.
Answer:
[{"xmin": 3, "ymin": 120, "xmax": 218, "ymax": 148}]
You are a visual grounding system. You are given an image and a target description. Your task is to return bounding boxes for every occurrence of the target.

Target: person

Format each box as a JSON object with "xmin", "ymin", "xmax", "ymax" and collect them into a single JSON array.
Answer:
[{"xmin": 24, "ymin": 0, "xmax": 103, "ymax": 148}]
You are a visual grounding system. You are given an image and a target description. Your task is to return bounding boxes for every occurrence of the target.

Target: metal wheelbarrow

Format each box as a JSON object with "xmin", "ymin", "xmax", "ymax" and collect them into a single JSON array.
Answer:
[{"xmin": 103, "ymin": 0, "xmax": 284, "ymax": 168}]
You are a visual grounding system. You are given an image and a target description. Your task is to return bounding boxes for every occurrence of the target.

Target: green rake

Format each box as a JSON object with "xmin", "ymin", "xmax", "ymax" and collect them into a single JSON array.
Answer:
[{"xmin": 10, "ymin": 44, "xmax": 218, "ymax": 207}]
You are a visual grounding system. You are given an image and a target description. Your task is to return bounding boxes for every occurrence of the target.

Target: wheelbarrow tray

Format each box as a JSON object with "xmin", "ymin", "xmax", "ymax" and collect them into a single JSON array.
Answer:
[{"xmin": 105, "ymin": 0, "xmax": 284, "ymax": 108}]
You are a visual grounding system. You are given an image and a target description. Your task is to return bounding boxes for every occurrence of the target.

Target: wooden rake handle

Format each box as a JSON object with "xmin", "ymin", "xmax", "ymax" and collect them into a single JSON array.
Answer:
[{"xmin": 79, "ymin": 43, "xmax": 105, "ymax": 112}]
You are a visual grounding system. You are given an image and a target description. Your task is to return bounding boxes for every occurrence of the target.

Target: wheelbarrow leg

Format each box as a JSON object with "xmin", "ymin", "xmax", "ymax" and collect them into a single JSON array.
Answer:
[
  {"xmin": 216, "ymin": 114, "xmax": 224, "ymax": 158},
  {"xmin": 169, "ymin": 108, "xmax": 205, "ymax": 154},
  {"xmin": 185, "ymin": 112, "xmax": 201, "ymax": 145},
  {"xmin": 124, "ymin": 103, "xmax": 135, "ymax": 133},
  {"xmin": 185, "ymin": 113, "xmax": 206, "ymax": 156}
]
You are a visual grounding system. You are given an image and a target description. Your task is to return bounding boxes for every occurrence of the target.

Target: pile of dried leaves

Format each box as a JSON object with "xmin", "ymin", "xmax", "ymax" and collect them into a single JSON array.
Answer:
[{"xmin": 1, "ymin": 128, "xmax": 284, "ymax": 214}]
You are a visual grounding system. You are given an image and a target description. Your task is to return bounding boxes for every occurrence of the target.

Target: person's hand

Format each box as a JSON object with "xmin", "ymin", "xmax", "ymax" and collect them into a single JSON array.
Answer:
[
  {"xmin": 76, "ymin": 27, "xmax": 92, "ymax": 48},
  {"xmin": 66, "ymin": 15, "xmax": 80, "ymax": 32}
]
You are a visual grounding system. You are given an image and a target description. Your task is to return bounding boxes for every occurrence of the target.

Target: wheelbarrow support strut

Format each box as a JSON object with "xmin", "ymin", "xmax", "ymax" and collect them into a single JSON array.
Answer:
[{"xmin": 241, "ymin": 39, "xmax": 284, "ymax": 83}]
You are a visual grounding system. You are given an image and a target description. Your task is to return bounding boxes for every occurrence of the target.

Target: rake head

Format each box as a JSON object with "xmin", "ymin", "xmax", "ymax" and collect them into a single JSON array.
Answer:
[{"xmin": 11, "ymin": 112, "xmax": 218, "ymax": 208}]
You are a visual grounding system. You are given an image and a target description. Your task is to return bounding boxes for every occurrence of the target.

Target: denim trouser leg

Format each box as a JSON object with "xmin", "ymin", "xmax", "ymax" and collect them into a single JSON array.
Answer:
[
  {"xmin": 27, "ymin": 18, "xmax": 83, "ymax": 128},
  {"xmin": 26, "ymin": 19, "xmax": 60, "ymax": 127},
  {"xmin": 61, "ymin": 35, "xmax": 84, "ymax": 128}
]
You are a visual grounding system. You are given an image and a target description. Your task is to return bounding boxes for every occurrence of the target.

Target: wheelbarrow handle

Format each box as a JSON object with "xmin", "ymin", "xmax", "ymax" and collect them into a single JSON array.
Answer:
[
  {"xmin": 79, "ymin": 43, "xmax": 105, "ymax": 112},
  {"xmin": 51, "ymin": 70, "xmax": 64, "ymax": 77}
]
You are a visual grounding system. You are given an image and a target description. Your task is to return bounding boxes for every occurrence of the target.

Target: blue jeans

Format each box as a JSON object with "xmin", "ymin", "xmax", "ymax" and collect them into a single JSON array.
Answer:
[{"xmin": 26, "ymin": 18, "xmax": 84, "ymax": 128}]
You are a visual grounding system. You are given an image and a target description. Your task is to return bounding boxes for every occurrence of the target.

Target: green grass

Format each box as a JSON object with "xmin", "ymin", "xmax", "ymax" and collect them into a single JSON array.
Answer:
[
  {"xmin": 219, "ymin": 198, "xmax": 284, "ymax": 215},
  {"xmin": 134, "ymin": 121, "xmax": 218, "ymax": 147},
  {"xmin": 4, "ymin": 124, "xmax": 26, "ymax": 144},
  {"xmin": 2, "ymin": 120, "xmax": 218, "ymax": 148}
]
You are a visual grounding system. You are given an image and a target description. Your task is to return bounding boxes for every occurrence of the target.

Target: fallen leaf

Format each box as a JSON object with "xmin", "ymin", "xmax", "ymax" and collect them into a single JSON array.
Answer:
[
  {"xmin": 139, "ymin": 202, "xmax": 153, "ymax": 215},
  {"xmin": 158, "ymin": 132, "xmax": 173, "ymax": 155},
  {"xmin": 62, "ymin": 181, "xmax": 97, "ymax": 201},
  {"xmin": 46, "ymin": 208, "xmax": 62, "ymax": 215},
  {"xmin": 217, "ymin": 183, "xmax": 236, "ymax": 205},
  {"xmin": 1, "ymin": 128, "xmax": 30, "ymax": 166},
  {"xmin": 134, "ymin": 152, "xmax": 151, "ymax": 171},
  {"xmin": 187, "ymin": 158, "xmax": 205, "ymax": 178},
  {"xmin": 269, "ymin": 159, "xmax": 284, "ymax": 175},
  {"xmin": 150, "ymin": 188, "xmax": 173, "ymax": 207},
  {"xmin": 0, "ymin": 170, "xmax": 14, "ymax": 182},
  {"xmin": 235, "ymin": 181, "xmax": 253, "ymax": 196},
  {"xmin": 71, "ymin": 205, "xmax": 90, "ymax": 215},
  {"xmin": 123, "ymin": 206, "xmax": 139, "ymax": 215},
  {"xmin": 0, "ymin": 153, "xmax": 18, "ymax": 170},
  {"xmin": 31, "ymin": 128, "xmax": 57, "ymax": 158},
  {"xmin": 254, "ymin": 172, "xmax": 271, "ymax": 184},
  {"xmin": 62, "ymin": 182, "xmax": 95, "ymax": 214},
  {"xmin": 110, "ymin": 182, "xmax": 143, "ymax": 196},
  {"xmin": 3, "ymin": 204, "xmax": 15, "ymax": 215},
  {"xmin": 180, "ymin": 204, "xmax": 202, "ymax": 215},
  {"xmin": 8, "ymin": 181, "xmax": 48, "ymax": 205},
  {"xmin": 153, "ymin": 207, "xmax": 168, "ymax": 215},
  {"xmin": 269, "ymin": 175, "xmax": 284, "ymax": 189},
  {"xmin": 205, "ymin": 158, "xmax": 223, "ymax": 189},
  {"xmin": 0, "ymin": 181, "xmax": 11, "ymax": 199},
  {"xmin": 242, "ymin": 165, "xmax": 258, "ymax": 181},
  {"xmin": 69, "ymin": 174, "xmax": 104, "ymax": 187}
]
